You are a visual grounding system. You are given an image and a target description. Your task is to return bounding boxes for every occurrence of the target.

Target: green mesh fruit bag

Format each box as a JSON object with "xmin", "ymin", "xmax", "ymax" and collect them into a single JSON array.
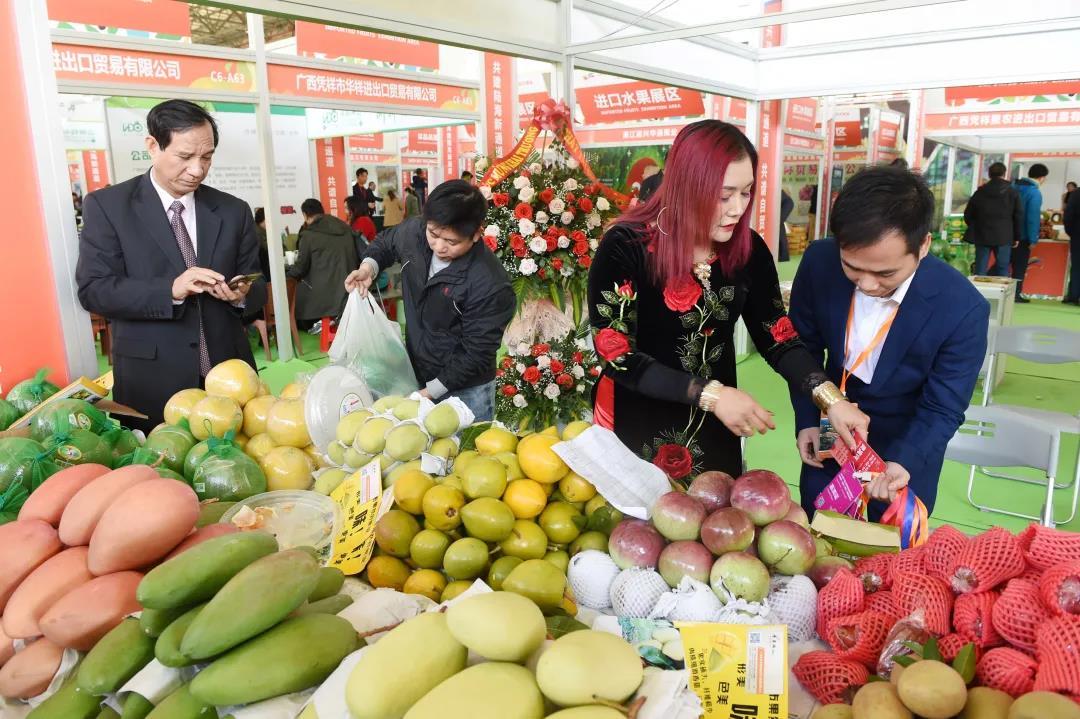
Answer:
[{"xmin": 6, "ymin": 369, "xmax": 61, "ymax": 414}]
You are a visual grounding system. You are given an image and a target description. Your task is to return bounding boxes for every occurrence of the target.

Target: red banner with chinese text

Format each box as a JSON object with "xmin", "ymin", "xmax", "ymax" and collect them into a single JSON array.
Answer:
[
  {"xmin": 47, "ymin": 0, "xmax": 189, "ymax": 37},
  {"xmin": 315, "ymin": 137, "xmax": 346, "ymax": 220},
  {"xmin": 267, "ymin": 64, "xmax": 478, "ymax": 112},
  {"xmin": 295, "ymin": 22, "xmax": 439, "ymax": 69},
  {"xmin": 483, "ymin": 53, "xmax": 515, "ymax": 159},
  {"xmin": 576, "ymin": 81, "xmax": 704, "ymax": 124},
  {"xmin": 82, "ymin": 150, "xmax": 109, "ymax": 192},
  {"xmin": 756, "ymin": 100, "xmax": 783, "ymax": 251},
  {"xmin": 784, "ymin": 97, "xmax": 818, "ymax": 134},
  {"xmin": 348, "ymin": 134, "xmax": 383, "ymax": 150},
  {"xmin": 407, "ymin": 129, "xmax": 439, "ymax": 153},
  {"xmin": 442, "ymin": 125, "xmax": 459, "ymax": 181}
]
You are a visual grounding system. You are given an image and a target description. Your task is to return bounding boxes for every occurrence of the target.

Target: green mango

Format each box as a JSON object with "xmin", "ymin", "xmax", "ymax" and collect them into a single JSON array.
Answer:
[
  {"xmin": 155, "ymin": 603, "xmax": 206, "ymax": 668},
  {"xmin": 139, "ymin": 606, "xmax": 189, "ymax": 639},
  {"xmin": 138, "ymin": 531, "xmax": 278, "ymax": 610},
  {"xmin": 189, "ymin": 614, "xmax": 359, "ymax": 706},
  {"xmin": 26, "ymin": 678, "xmax": 101, "ymax": 719},
  {"xmin": 145, "ymin": 685, "xmax": 216, "ymax": 719},
  {"xmin": 78, "ymin": 618, "xmax": 155, "ymax": 695},
  {"xmin": 308, "ymin": 566, "xmax": 345, "ymax": 601},
  {"xmin": 294, "ymin": 594, "xmax": 353, "ymax": 617},
  {"xmin": 180, "ymin": 549, "xmax": 319, "ymax": 660},
  {"xmin": 96, "ymin": 707, "xmax": 121, "ymax": 719},
  {"xmin": 195, "ymin": 501, "xmax": 236, "ymax": 528},
  {"xmin": 120, "ymin": 693, "xmax": 155, "ymax": 719}
]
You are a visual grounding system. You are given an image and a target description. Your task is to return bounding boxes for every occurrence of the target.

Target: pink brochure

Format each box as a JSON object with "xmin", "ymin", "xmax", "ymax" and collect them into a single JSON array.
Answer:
[{"xmin": 814, "ymin": 459, "xmax": 864, "ymax": 518}]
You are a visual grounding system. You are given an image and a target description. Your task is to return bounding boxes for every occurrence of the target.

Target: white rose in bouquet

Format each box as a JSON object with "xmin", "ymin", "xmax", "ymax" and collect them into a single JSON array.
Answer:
[
  {"xmin": 563, "ymin": 178, "xmax": 579, "ymax": 191},
  {"xmin": 560, "ymin": 265, "xmax": 575, "ymax": 277},
  {"xmin": 548, "ymin": 198, "xmax": 566, "ymax": 214},
  {"xmin": 589, "ymin": 238, "xmax": 599, "ymax": 251},
  {"xmin": 515, "ymin": 342, "xmax": 530, "ymax": 356},
  {"xmin": 557, "ymin": 236, "xmax": 571, "ymax": 249},
  {"xmin": 519, "ymin": 258, "xmax": 538, "ymax": 275},
  {"xmin": 587, "ymin": 212, "xmax": 602, "ymax": 229},
  {"xmin": 479, "ymin": 185, "xmax": 492, "ymax": 200},
  {"xmin": 512, "ymin": 393, "xmax": 528, "ymax": 408},
  {"xmin": 516, "ymin": 363, "xmax": 526, "ymax": 373},
  {"xmin": 577, "ymin": 384, "xmax": 586, "ymax": 393},
  {"xmin": 518, "ymin": 186, "xmax": 535, "ymax": 202},
  {"xmin": 529, "ymin": 162, "xmax": 543, "ymax": 173},
  {"xmin": 513, "ymin": 175, "xmax": 531, "ymax": 190},
  {"xmin": 529, "ymin": 236, "xmax": 547, "ymax": 254},
  {"xmin": 484, "ymin": 224, "xmax": 500, "ymax": 238},
  {"xmin": 535, "ymin": 211, "xmax": 549, "ymax": 225},
  {"xmin": 572, "ymin": 365, "xmax": 585, "ymax": 379},
  {"xmin": 596, "ymin": 197, "xmax": 611, "ymax": 211},
  {"xmin": 543, "ymin": 384, "xmax": 561, "ymax": 399},
  {"xmin": 537, "ymin": 355, "xmax": 551, "ymax": 369},
  {"xmin": 475, "ymin": 157, "xmax": 489, "ymax": 172},
  {"xmin": 567, "ymin": 157, "xmax": 580, "ymax": 169},
  {"xmin": 518, "ymin": 218, "xmax": 536, "ymax": 235},
  {"xmin": 561, "ymin": 211, "xmax": 575, "ymax": 225}
]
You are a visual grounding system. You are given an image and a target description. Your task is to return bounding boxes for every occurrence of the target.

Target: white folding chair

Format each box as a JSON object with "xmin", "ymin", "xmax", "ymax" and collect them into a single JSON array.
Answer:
[
  {"xmin": 949, "ymin": 405, "xmax": 1068, "ymax": 527},
  {"xmin": 976, "ymin": 325, "xmax": 1080, "ymax": 522}
]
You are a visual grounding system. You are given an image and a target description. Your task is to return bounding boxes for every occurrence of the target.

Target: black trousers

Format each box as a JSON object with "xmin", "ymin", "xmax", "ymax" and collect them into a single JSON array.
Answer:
[
  {"xmin": 1067, "ymin": 235, "xmax": 1079, "ymax": 301},
  {"xmin": 1012, "ymin": 241, "xmax": 1032, "ymax": 297}
]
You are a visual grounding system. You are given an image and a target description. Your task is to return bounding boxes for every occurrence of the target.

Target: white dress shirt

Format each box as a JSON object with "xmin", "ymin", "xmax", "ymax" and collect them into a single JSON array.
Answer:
[
  {"xmin": 845, "ymin": 270, "xmax": 916, "ymax": 385},
  {"xmin": 149, "ymin": 169, "xmax": 197, "ymax": 255}
]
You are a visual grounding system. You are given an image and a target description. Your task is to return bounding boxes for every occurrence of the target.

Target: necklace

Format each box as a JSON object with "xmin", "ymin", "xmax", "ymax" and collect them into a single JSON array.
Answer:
[{"xmin": 692, "ymin": 251, "xmax": 717, "ymax": 287}]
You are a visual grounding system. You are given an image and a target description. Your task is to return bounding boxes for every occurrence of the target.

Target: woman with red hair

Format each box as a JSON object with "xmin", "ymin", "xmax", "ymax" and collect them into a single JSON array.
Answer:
[{"xmin": 588, "ymin": 120, "xmax": 866, "ymax": 479}]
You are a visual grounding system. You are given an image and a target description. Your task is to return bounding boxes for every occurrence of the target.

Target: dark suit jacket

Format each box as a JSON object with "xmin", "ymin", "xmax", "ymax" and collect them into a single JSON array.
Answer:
[
  {"xmin": 76, "ymin": 171, "xmax": 259, "ymax": 431},
  {"xmin": 788, "ymin": 239, "xmax": 990, "ymax": 516}
]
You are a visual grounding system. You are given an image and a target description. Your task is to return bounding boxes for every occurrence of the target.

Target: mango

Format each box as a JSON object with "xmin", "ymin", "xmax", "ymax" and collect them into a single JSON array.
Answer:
[
  {"xmin": 517, "ymin": 434, "xmax": 568, "ymax": 484},
  {"xmin": 385, "ymin": 424, "xmax": 429, "ymax": 463},
  {"xmin": 120, "ymin": 693, "xmax": 154, "ymax": 719},
  {"xmin": 896, "ymin": 660, "xmax": 967, "ymax": 719},
  {"xmin": 344, "ymin": 447, "xmax": 373, "ymax": 470},
  {"xmin": 97, "ymin": 707, "xmax": 121, "ymax": 719},
  {"xmin": 78, "ymin": 618, "xmax": 155, "ymax": 695},
  {"xmin": 309, "ymin": 567, "xmax": 345, "ymax": 601},
  {"xmin": 1008, "ymin": 692, "xmax": 1080, "ymax": 719},
  {"xmin": 138, "ymin": 531, "xmax": 278, "ymax": 610},
  {"xmin": 190, "ymin": 614, "xmax": 358, "ymax": 706},
  {"xmin": 327, "ymin": 441, "xmax": 348, "ymax": 467},
  {"xmin": 313, "ymin": 468, "xmax": 348, "ymax": 495},
  {"xmin": 366, "ymin": 556, "xmax": 411, "ymax": 590},
  {"xmin": 546, "ymin": 709, "xmax": 626, "ymax": 719},
  {"xmin": 404, "ymin": 662, "xmax": 543, "ymax": 719},
  {"xmin": 372, "ymin": 395, "xmax": 405, "ymax": 413},
  {"xmin": 346, "ymin": 612, "xmax": 467, "ymax": 719},
  {"xmin": 294, "ymin": 594, "xmax": 353, "ymax": 616},
  {"xmin": 475, "ymin": 427, "xmax": 518, "ymax": 455},
  {"xmin": 402, "ymin": 569, "xmax": 446, "ymax": 602},
  {"xmin": 139, "ymin": 606, "xmax": 188, "ymax": 638},
  {"xmin": 441, "ymin": 580, "xmax": 472, "ymax": 602},
  {"xmin": 503, "ymin": 559, "xmax": 567, "ymax": 613},
  {"xmin": 852, "ymin": 682, "xmax": 911, "ymax": 719},
  {"xmin": 336, "ymin": 410, "xmax": 372, "ymax": 445},
  {"xmin": 495, "ymin": 452, "xmax": 526, "ymax": 480},
  {"xmin": 461, "ymin": 458, "xmax": 508, "ymax": 499},
  {"xmin": 500, "ymin": 520, "xmax": 549, "ymax": 560},
  {"xmin": 423, "ymin": 404, "xmax": 461, "ymax": 438},
  {"xmin": 385, "ymin": 461, "xmax": 424, "ymax": 488},
  {"xmin": 536, "ymin": 630, "xmax": 643, "ymax": 706},
  {"xmin": 25, "ymin": 676, "xmax": 101, "ymax": 719},
  {"xmin": 145, "ymin": 685, "xmax": 215, "ymax": 719},
  {"xmin": 443, "ymin": 537, "xmax": 489, "ymax": 580},
  {"xmin": 811, "ymin": 706, "xmax": 853, "ymax": 719},
  {"xmin": 156, "ymin": 603, "xmax": 205, "ymax": 667},
  {"xmin": 429, "ymin": 437, "xmax": 460, "ymax": 460},
  {"xmin": 393, "ymin": 399, "xmax": 420, "ymax": 421},
  {"xmin": 461, "ymin": 498, "xmax": 515, "ymax": 541},
  {"xmin": 394, "ymin": 470, "xmax": 435, "ymax": 514},
  {"xmin": 355, "ymin": 417, "xmax": 394, "ymax": 454},
  {"xmin": 446, "ymin": 591, "xmax": 545, "ymax": 662},
  {"xmin": 180, "ymin": 549, "xmax": 319, "ymax": 660},
  {"xmin": 375, "ymin": 510, "xmax": 421, "ymax": 557},
  {"xmin": 423, "ymin": 484, "xmax": 465, "ymax": 531},
  {"xmin": 959, "ymin": 687, "xmax": 1011, "ymax": 719},
  {"xmin": 488, "ymin": 556, "xmax": 523, "ymax": 590}
]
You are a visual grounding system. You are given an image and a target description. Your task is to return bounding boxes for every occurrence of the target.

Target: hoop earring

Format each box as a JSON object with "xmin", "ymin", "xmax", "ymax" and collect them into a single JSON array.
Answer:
[{"xmin": 656, "ymin": 206, "xmax": 670, "ymax": 236}]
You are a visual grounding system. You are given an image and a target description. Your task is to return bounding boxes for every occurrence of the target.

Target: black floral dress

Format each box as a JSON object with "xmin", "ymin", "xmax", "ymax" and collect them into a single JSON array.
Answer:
[{"xmin": 588, "ymin": 223, "xmax": 826, "ymax": 479}]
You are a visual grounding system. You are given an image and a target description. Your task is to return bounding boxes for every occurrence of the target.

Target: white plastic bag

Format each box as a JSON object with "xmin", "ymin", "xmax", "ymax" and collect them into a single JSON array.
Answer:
[{"xmin": 329, "ymin": 291, "xmax": 419, "ymax": 399}]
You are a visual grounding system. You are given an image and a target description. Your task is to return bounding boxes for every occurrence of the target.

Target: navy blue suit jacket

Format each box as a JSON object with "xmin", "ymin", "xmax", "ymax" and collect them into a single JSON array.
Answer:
[{"xmin": 788, "ymin": 239, "xmax": 990, "ymax": 516}]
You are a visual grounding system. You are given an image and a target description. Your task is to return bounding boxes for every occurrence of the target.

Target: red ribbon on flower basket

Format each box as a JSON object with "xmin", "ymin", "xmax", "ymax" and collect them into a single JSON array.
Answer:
[
  {"xmin": 479, "ymin": 97, "xmax": 629, "ymax": 207},
  {"xmin": 815, "ymin": 432, "xmax": 929, "ymax": 550}
]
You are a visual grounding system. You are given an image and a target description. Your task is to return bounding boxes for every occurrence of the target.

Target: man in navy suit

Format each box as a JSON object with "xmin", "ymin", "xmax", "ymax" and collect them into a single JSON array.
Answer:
[
  {"xmin": 77, "ymin": 100, "xmax": 260, "ymax": 432},
  {"xmin": 789, "ymin": 167, "xmax": 990, "ymax": 519}
]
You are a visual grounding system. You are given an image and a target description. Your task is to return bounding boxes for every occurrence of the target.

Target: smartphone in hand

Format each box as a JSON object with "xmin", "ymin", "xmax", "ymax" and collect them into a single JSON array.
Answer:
[{"xmin": 227, "ymin": 273, "xmax": 262, "ymax": 290}]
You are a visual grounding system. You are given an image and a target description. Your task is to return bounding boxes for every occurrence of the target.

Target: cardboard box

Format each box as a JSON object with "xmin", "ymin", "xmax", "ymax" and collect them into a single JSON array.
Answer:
[{"xmin": 811, "ymin": 510, "xmax": 900, "ymax": 561}]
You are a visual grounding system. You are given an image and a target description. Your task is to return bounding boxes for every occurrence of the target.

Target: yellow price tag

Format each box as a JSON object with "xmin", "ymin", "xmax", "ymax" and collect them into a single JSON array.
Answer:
[
  {"xmin": 677, "ymin": 623, "xmax": 788, "ymax": 719},
  {"xmin": 328, "ymin": 458, "xmax": 384, "ymax": 575}
]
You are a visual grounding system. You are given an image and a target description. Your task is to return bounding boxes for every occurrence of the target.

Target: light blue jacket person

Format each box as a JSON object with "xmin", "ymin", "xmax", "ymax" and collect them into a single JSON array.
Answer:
[{"xmin": 1014, "ymin": 177, "xmax": 1043, "ymax": 245}]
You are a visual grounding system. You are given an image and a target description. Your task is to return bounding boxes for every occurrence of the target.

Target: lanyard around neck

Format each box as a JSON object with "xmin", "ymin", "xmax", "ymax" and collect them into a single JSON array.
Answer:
[{"xmin": 841, "ymin": 292, "xmax": 900, "ymax": 394}]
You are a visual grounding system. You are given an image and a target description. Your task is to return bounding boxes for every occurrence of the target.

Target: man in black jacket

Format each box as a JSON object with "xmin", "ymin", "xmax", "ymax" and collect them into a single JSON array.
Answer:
[
  {"xmin": 76, "ymin": 100, "xmax": 259, "ymax": 432},
  {"xmin": 344, "ymin": 180, "xmax": 514, "ymax": 420},
  {"xmin": 964, "ymin": 162, "xmax": 1022, "ymax": 277},
  {"xmin": 1065, "ymin": 186, "xmax": 1080, "ymax": 305}
]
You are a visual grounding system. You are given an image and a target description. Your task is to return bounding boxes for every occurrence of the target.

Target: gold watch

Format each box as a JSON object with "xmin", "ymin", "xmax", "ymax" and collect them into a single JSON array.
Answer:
[{"xmin": 812, "ymin": 381, "xmax": 845, "ymax": 411}]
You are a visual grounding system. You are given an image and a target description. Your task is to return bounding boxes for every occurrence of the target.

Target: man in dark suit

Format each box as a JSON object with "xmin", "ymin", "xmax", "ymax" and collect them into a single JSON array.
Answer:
[
  {"xmin": 788, "ymin": 167, "xmax": 990, "ymax": 519},
  {"xmin": 76, "ymin": 100, "xmax": 259, "ymax": 432}
]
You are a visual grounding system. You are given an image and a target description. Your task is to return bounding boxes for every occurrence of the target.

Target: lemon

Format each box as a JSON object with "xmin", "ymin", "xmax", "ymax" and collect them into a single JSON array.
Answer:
[
  {"xmin": 559, "ymin": 472, "xmax": 597, "ymax": 503},
  {"xmin": 503, "ymin": 479, "xmax": 549, "ymax": 519}
]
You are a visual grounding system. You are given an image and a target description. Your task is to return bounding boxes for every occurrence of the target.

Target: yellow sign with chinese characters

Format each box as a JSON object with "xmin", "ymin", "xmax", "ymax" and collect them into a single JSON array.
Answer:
[
  {"xmin": 677, "ymin": 623, "xmax": 788, "ymax": 719},
  {"xmin": 328, "ymin": 459, "xmax": 386, "ymax": 575}
]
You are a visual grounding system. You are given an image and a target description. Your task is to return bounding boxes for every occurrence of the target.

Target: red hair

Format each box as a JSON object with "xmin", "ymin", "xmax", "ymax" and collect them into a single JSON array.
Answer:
[{"xmin": 616, "ymin": 120, "xmax": 758, "ymax": 285}]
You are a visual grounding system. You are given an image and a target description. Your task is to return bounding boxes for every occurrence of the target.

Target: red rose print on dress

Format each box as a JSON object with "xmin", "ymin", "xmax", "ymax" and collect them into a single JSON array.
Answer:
[
  {"xmin": 770, "ymin": 316, "xmax": 799, "ymax": 344},
  {"xmin": 653, "ymin": 443, "xmax": 693, "ymax": 480},
  {"xmin": 663, "ymin": 275, "xmax": 703, "ymax": 313},
  {"xmin": 595, "ymin": 328, "xmax": 630, "ymax": 362}
]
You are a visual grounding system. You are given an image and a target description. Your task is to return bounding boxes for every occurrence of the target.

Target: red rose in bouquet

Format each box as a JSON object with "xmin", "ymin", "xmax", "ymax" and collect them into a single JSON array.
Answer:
[
  {"xmin": 514, "ymin": 202, "xmax": 534, "ymax": 220},
  {"xmin": 578, "ymin": 256, "xmax": 592, "ymax": 269},
  {"xmin": 484, "ymin": 235, "xmax": 498, "ymax": 251},
  {"xmin": 538, "ymin": 268, "xmax": 548, "ymax": 280},
  {"xmin": 595, "ymin": 328, "xmax": 630, "ymax": 361},
  {"xmin": 770, "ymin": 316, "xmax": 799, "ymax": 344},
  {"xmin": 663, "ymin": 275, "xmax": 703, "ymax": 313},
  {"xmin": 539, "ymin": 188, "xmax": 555, "ymax": 204},
  {"xmin": 572, "ymin": 241, "xmax": 588, "ymax": 257},
  {"xmin": 564, "ymin": 192, "xmax": 575, "ymax": 203},
  {"xmin": 578, "ymin": 197, "xmax": 594, "ymax": 213},
  {"xmin": 522, "ymin": 366, "xmax": 541, "ymax": 384},
  {"xmin": 495, "ymin": 370, "xmax": 505, "ymax": 378},
  {"xmin": 653, "ymin": 443, "xmax": 693, "ymax": 480},
  {"xmin": 501, "ymin": 357, "xmax": 513, "ymax": 369},
  {"xmin": 545, "ymin": 235, "xmax": 558, "ymax": 252},
  {"xmin": 556, "ymin": 373, "xmax": 574, "ymax": 388},
  {"xmin": 552, "ymin": 258, "xmax": 564, "ymax": 271},
  {"xmin": 549, "ymin": 359, "xmax": 565, "ymax": 374},
  {"xmin": 493, "ymin": 192, "xmax": 510, "ymax": 207},
  {"xmin": 532, "ymin": 343, "xmax": 551, "ymax": 356},
  {"xmin": 573, "ymin": 351, "xmax": 584, "ymax": 364},
  {"xmin": 570, "ymin": 230, "xmax": 587, "ymax": 244},
  {"xmin": 501, "ymin": 384, "xmax": 518, "ymax": 396}
]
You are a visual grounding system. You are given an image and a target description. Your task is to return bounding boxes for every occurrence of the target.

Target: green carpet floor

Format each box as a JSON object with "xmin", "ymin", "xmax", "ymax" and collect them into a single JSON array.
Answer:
[{"xmin": 96, "ymin": 255, "xmax": 1078, "ymax": 534}]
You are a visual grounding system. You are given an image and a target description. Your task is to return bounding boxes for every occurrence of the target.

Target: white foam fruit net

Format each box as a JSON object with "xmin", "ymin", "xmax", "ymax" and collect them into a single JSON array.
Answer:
[
  {"xmin": 610, "ymin": 568, "xmax": 670, "ymax": 618},
  {"xmin": 650, "ymin": 576, "xmax": 723, "ymax": 622},
  {"xmin": 767, "ymin": 575, "xmax": 818, "ymax": 642},
  {"xmin": 567, "ymin": 550, "xmax": 620, "ymax": 610}
]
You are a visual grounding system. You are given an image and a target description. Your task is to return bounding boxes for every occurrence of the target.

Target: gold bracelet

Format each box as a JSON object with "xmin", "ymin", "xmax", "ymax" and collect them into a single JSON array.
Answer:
[
  {"xmin": 698, "ymin": 380, "xmax": 725, "ymax": 413},
  {"xmin": 812, "ymin": 381, "xmax": 845, "ymax": 411}
]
